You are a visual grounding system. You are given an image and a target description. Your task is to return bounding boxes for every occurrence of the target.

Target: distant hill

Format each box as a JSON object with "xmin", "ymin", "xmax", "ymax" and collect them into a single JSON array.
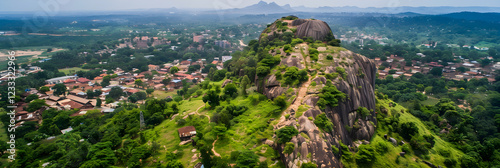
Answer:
[
  {"xmin": 439, "ymin": 12, "xmax": 500, "ymax": 23},
  {"xmin": 219, "ymin": 1, "xmax": 293, "ymax": 14},
  {"xmin": 292, "ymin": 6, "xmax": 500, "ymax": 14}
]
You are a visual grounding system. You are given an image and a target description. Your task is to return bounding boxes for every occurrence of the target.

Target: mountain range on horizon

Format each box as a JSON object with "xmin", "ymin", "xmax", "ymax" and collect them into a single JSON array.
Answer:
[{"xmin": 213, "ymin": 1, "xmax": 500, "ymax": 15}]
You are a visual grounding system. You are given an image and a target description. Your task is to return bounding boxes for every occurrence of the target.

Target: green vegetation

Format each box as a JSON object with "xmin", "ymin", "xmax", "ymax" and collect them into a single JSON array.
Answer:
[
  {"xmin": 313, "ymin": 113, "xmax": 333, "ymax": 132},
  {"xmin": 316, "ymin": 83, "xmax": 346, "ymax": 109},
  {"xmin": 276, "ymin": 126, "xmax": 299, "ymax": 144}
]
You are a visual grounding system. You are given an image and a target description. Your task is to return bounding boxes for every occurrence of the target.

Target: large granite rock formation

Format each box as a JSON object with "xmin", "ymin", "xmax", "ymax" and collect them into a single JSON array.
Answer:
[
  {"xmin": 294, "ymin": 20, "xmax": 332, "ymax": 41},
  {"xmin": 256, "ymin": 17, "xmax": 377, "ymax": 168}
]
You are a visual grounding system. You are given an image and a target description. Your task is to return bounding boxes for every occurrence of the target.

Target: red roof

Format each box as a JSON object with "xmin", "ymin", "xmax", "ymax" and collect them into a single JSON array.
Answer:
[
  {"xmin": 174, "ymin": 73, "xmax": 190, "ymax": 77},
  {"xmin": 127, "ymin": 89, "xmax": 140, "ymax": 93},
  {"xmin": 211, "ymin": 61, "xmax": 218, "ymax": 64},
  {"xmin": 94, "ymin": 77, "xmax": 103, "ymax": 80},
  {"xmin": 63, "ymin": 79, "xmax": 76, "ymax": 83},
  {"xmin": 61, "ymin": 100, "xmax": 84, "ymax": 109},
  {"xmin": 180, "ymin": 60, "xmax": 191, "ymax": 65},
  {"xmin": 76, "ymin": 78, "xmax": 91, "ymax": 83}
]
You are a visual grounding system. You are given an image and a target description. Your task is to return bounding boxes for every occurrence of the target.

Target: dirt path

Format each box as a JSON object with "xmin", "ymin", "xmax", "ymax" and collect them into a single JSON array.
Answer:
[
  {"xmin": 212, "ymin": 136, "xmax": 221, "ymax": 157},
  {"xmin": 194, "ymin": 104, "xmax": 210, "ymax": 121},
  {"xmin": 276, "ymin": 43, "xmax": 312, "ymax": 128},
  {"xmin": 239, "ymin": 40, "xmax": 247, "ymax": 47}
]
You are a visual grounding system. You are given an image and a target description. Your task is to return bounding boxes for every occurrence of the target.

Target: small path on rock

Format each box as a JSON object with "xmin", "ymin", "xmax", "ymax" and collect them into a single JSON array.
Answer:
[
  {"xmin": 276, "ymin": 43, "xmax": 313, "ymax": 129},
  {"xmin": 212, "ymin": 136, "xmax": 221, "ymax": 157}
]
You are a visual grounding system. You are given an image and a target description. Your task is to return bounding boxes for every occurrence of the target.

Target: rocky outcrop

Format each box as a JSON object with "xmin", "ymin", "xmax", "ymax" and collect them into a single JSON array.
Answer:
[
  {"xmin": 257, "ymin": 17, "xmax": 377, "ymax": 168},
  {"xmin": 294, "ymin": 20, "xmax": 332, "ymax": 41},
  {"xmin": 273, "ymin": 50, "xmax": 377, "ymax": 168},
  {"xmin": 258, "ymin": 74, "xmax": 289, "ymax": 100}
]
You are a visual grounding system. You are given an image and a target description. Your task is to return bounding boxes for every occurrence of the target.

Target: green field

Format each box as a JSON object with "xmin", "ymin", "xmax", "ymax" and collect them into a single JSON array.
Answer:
[
  {"xmin": 0, "ymin": 55, "xmax": 34, "ymax": 70},
  {"xmin": 58, "ymin": 67, "xmax": 87, "ymax": 75}
]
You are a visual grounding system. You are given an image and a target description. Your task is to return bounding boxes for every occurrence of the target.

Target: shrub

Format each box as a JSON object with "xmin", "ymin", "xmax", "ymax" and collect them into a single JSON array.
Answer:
[
  {"xmin": 356, "ymin": 107, "xmax": 371, "ymax": 118},
  {"xmin": 339, "ymin": 141, "xmax": 353, "ymax": 161},
  {"xmin": 444, "ymin": 158, "xmax": 457, "ymax": 168},
  {"xmin": 300, "ymin": 162, "xmax": 317, "ymax": 168},
  {"xmin": 336, "ymin": 67, "xmax": 347, "ymax": 79},
  {"xmin": 316, "ymin": 85, "xmax": 346, "ymax": 109},
  {"xmin": 313, "ymin": 113, "xmax": 333, "ymax": 132},
  {"xmin": 274, "ymin": 95, "xmax": 287, "ymax": 109},
  {"xmin": 355, "ymin": 144, "xmax": 376, "ymax": 164},
  {"xmin": 326, "ymin": 55, "xmax": 333, "ymax": 60},
  {"xmin": 401, "ymin": 144, "xmax": 411, "ymax": 154},
  {"xmin": 399, "ymin": 122, "xmax": 419, "ymax": 140},
  {"xmin": 276, "ymin": 126, "xmax": 299, "ymax": 144},
  {"xmin": 332, "ymin": 145, "xmax": 339, "ymax": 154},
  {"xmin": 311, "ymin": 81, "xmax": 317, "ymax": 86},
  {"xmin": 375, "ymin": 141, "xmax": 389, "ymax": 154},
  {"xmin": 283, "ymin": 142, "xmax": 295, "ymax": 154}
]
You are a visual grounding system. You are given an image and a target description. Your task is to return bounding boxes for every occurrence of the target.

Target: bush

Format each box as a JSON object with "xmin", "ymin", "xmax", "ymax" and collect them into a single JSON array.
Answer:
[
  {"xmin": 339, "ymin": 141, "xmax": 353, "ymax": 161},
  {"xmin": 332, "ymin": 145, "xmax": 339, "ymax": 154},
  {"xmin": 276, "ymin": 126, "xmax": 299, "ymax": 144},
  {"xmin": 336, "ymin": 67, "xmax": 347, "ymax": 79},
  {"xmin": 444, "ymin": 158, "xmax": 457, "ymax": 168},
  {"xmin": 399, "ymin": 122, "xmax": 419, "ymax": 140},
  {"xmin": 274, "ymin": 95, "xmax": 287, "ymax": 109},
  {"xmin": 316, "ymin": 85, "xmax": 346, "ymax": 109},
  {"xmin": 283, "ymin": 142, "xmax": 295, "ymax": 154},
  {"xmin": 313, "ymin": 113, "xmax": 333, "ymax": 132},
  {"xmin": 325, "ymin": 73, "xmax": 338, "ymax": 80},
  {"xmin": 356, "ymin": 107, "xmax": 371, "ymax": 118},
  {"xmin": 401, "ymin": 144, "xmax": 411, "ymax": 154},
  {"xmin": 375, "ymin": 141, "xmax": 389, "ymax": 154},
  {"xmin": 355, "ymin": 144, "xmax": 376, "ymax": 164},
  {"xmin": 326, "ymin": 55, "xmax": 333, "ymax": 60},
  {"xmin": 300, "ymin": 162, "xmax": 317, "ymax": 168},
  {"xmin": 311, "ymin": 81, "xmax": 317, "ymax": 86}
]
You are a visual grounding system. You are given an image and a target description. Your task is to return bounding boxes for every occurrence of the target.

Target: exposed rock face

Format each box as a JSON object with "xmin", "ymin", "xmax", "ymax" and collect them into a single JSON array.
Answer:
[
  {"xmin": 259, "ymin": 74, "xmax": 289, "ymax": 100},
  {"xmin": 272, "ymin": 50, "xmax": 377, "ymax": 168},
  {"xmin": 294, "ymin": 20, "xmax": 332, "ymax": 41},
  {"xmin": 257, "ymin": 17, "xmax": 377, "ymax": 168}
]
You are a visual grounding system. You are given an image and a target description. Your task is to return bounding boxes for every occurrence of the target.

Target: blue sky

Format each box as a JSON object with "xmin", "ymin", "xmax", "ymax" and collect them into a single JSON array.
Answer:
[{"xmin": 0, "ymin": 0, "xmax": 499, "ymax": 11}]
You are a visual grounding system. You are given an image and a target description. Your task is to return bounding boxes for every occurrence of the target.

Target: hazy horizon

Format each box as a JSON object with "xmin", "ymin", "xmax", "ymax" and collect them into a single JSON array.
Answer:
[{"xmin": 0, "ymin": 0, "xmax": 500, "ymax": 12}]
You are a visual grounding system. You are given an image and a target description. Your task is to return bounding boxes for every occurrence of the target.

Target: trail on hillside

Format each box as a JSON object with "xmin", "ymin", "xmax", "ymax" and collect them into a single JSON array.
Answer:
[
  {"xmin": 276, "ymin": 43, "xmax": 312, "ymax": 129},
  {"xmin": 212, "ymin": 136, "xmax": 221, "ymax": 157}
]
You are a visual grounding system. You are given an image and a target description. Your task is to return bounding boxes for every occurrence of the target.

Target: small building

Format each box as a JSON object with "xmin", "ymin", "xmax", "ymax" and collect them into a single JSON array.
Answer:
[
  {"xmin": 45, "ymin": 76, "xmax": 78, "ymax": 84},
  {"xmin": 61, "ymin": 127, "xmax": 73, "ymax": 134},
  {"xmin": 178, "ymin": 126, "xmax": 197, "ymax": 141},
  {"xmin": 221, "ymin": 56, "xmax": 232, "ymax": 63}
]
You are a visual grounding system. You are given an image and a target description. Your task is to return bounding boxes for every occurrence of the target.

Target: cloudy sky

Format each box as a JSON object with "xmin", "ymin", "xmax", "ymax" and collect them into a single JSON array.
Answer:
[{"xmin": 0, "ymin": 0, "xmax": 499, "ymax": 11}]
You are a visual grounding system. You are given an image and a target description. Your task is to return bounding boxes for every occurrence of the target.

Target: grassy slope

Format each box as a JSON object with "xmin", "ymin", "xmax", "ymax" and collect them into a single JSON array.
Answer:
[
  {"xmin": 211, "ymin": 94, "xmax": 283, "ymax": 167},
  {"xmin": 348, "ymin": 98, "xmax": 464, "ymax": 168},
  {"xmin": 143, "ymin": 88, "xmax": 284, "ymax": 167}
]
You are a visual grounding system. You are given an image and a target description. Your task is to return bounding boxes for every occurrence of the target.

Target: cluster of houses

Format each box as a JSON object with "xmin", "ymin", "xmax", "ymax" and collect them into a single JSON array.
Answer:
[{"xmin": 375, "ymin": 54, "xmax": 496, "ymax": 83}]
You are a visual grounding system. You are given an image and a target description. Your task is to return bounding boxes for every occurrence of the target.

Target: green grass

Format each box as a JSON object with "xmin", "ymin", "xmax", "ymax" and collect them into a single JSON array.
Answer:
[
  {"xmin": 211, "ymin": 93, "xmax": 282, "ymax": 165},
  {"xmin": 0, "ymin": 55, "xmax": 33, "ymax": 70},
  {"xmin": 421, "ymin": 97, "xmax": 439, "ymax": 106},
  {"xmin": 58, "ymin": 67, "xmax": 87, "ymax": 75},
  {"xmin": 143, "ymin": 107, "xmax": 210, "ymax": 168},
  {"xmin": 178, "ymin": 99, "xmax": 205, "ymax": 114},
  {"xmin": 152, "ymin": 90, "xmax": 177, "ymax": 99},
  {"xmin": 360, "ymin": 98, "xmax": 464, "ymax": 168},
  {"xmin": 295, "ymin": 105, "xmax": 310, "ymax": 118}
]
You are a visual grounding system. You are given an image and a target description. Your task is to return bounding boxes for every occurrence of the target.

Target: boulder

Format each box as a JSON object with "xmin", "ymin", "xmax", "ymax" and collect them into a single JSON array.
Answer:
[
  {"xmin": 294, "ymin": 20, "xmax": 333, "ymax": 41},
  {"xmin": 221, "ymin": 79, "xmax": 232, "ymax": 88},
  {"xmin": 389, "ymin": 137, "xmax": 397, "ymax": 146}
]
